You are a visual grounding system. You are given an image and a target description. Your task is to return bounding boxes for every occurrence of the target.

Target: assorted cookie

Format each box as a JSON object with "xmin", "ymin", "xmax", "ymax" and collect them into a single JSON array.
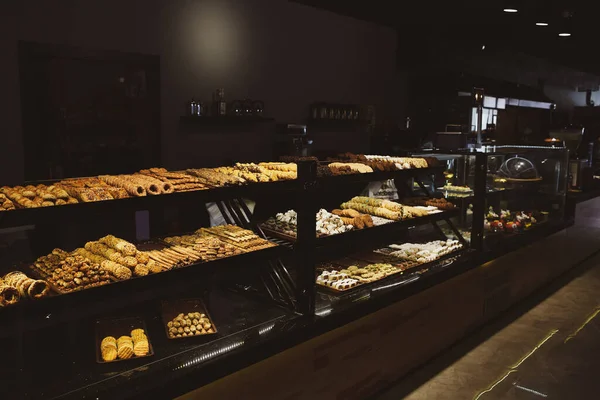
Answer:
[
  {"xmin": 100, "ymin": 328, "xmax": 150, "ymax": 362},
  {"xmin": 167, "ymin": 312, "xmax": 215, "ymax": 338},
  {"xmin": 387, "ymin": 240, "xmax": 463, "ymax": 263}
]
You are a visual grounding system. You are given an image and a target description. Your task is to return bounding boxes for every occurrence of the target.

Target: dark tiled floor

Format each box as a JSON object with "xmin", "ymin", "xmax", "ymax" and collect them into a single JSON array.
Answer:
[{"xmin": 376, "ymin": 251, "xmax": 600, "ymax": 400}]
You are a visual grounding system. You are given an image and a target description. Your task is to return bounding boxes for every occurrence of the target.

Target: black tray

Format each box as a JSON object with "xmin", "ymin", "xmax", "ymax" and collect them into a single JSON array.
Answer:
[
  {"xmin": 161, "ymin": 298, "xmax": 218, "ymax": 339},
  {"xmin": 95, "ymin": 316, "xmax": 154, "ymax": 363}
]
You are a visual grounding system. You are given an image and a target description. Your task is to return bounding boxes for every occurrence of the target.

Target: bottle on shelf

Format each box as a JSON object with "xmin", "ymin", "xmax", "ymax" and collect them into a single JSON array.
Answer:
[
  {"xmin": 231, "ymin": 100, "xmax": 243, "ymax": 116},
  {"xmin": 243, "ymin": 99, "xmax": 253, "ymax": 116},
  {"xmin": 188, "ymin": 98, "xmax": 198, "ymax": 116},
  {"xmin": 213, "ymin": 89, "xmax": 227, "ymax": 116},
  {"xmin": 253, "ymin": 100, "xmax": 264, "ymax": 116}
]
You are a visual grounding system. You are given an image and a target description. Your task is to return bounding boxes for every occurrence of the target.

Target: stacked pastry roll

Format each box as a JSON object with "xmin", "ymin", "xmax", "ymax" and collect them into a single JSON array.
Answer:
[
  {"xmin": 79, "ymin": 235, "xmax": 158, "ymax": 279},
  {"xmin": 98, "ymin": 175, "xmax": 147, "ymax": 197},
  {"xmin": 343, "ymin": 197, "xmax": 431, "ymax": 220},
  {"xmin": 331, "ymin": 209, "xmax": 374, "ymax": 229},
  {"xmin": 341, "ymin": 201, "xmax": 400, "ymax": 221},
  {"xmin": 75, "ymin": 247, "xmax": 132, "ymax": 281},
  {"xmin": 2, "ymin": 271, "xmax": 50, "ymax": 300}
]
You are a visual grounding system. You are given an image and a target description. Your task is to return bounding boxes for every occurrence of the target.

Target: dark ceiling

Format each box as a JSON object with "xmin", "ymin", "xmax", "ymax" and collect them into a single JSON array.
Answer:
[{"xmin": 294, "ymin": 0, "xmax": 600, "ymax": 75}]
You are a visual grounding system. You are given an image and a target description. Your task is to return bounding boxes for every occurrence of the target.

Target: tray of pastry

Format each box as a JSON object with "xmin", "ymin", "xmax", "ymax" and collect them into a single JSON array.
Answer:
[
  {"xmin": 29, "ymin": 251, "xmax": 115, "ymax": 295},
  {"xmin": 316, "ymin": 259, "xmax": 410, "ymax": 294},
  {"xmin": 198, "ymin": 225, "xmax": 277, "ymax": 252},
  {"xmin": 259, "ymin": 219, "xmax": 331, "ymax": 242},
  {"xmin": 162, "ymin": 298, "xmax": 217, "ymax": 339},
  {"xmin": 95, "ymin": 317, "xmax": 154, "ymax": 363},
  {"xmin": 259, "ymin": 224, "xmax": 298, "ymax": 242}
]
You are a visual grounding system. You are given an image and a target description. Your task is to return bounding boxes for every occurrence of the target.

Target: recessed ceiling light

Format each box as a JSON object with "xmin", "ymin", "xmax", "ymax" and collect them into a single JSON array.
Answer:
[
  {"xmin": 536, "ymin": 22, "xmax": 549, "ymax": 26},
  {"xmin": 481, "ymin": 45, "xmax": 486, "ymax": 50},
  {"xmin": 503, "ymin": 8, "xmax": 518, "ymax": 13},
  {"xmin": 559, "ymin": 32, "xmax": 571, "ymax": 37}
]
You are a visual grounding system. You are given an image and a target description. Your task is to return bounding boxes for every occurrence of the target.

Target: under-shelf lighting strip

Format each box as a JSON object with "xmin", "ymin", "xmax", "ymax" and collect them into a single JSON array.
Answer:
[
  {"xmin": 174, "ymin": 340, "xmax": 245, "ymax": 371},
  {"xmin": 259, "ymin": 323, "xmax": 276, "ymax": 336}
]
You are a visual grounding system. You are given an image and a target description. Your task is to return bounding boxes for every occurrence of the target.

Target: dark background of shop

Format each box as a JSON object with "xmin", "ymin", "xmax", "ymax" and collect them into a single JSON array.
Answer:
[{"xmin": 2, "ymin": 0, "xmax": 600, "ymax": 184}]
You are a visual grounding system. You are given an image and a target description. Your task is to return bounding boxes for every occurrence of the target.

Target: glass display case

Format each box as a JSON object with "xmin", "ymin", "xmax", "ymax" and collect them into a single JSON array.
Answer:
[
  {"xmin": 287, "ymin": 159, "xmax": 475, "ymax": 318},
  {"xmin": 0, "ymin": 151, "xmax": 569, "ymax": 398},
  {"xmin": 415, "ymin": 145, "xmax": 570, "ymax": 254},
  {"xmin": 483, "ymin": 145, "xmax": 568, "ymax": 251}
]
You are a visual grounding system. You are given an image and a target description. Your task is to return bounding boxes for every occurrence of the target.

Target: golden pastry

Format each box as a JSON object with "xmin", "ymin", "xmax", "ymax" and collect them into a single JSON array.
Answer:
[
  {"xmin": 130, "ymin": 328, "xmax": 145, "ymax": 338},
  {"xmin": 102, "ymin": 346, "xmax": 118, "ymax": 362},
  {"xmin": 133, "ymin": 264, "xmax": 149, "ymax": 277},
  {"xmin": 133, "ymin": 340, "xmax": 149, "ymax": 357},
  {"xmin": 117, "ymin": 343, "xmax": 134, "ymax": 359},
  {"xmin": 101, "ymin": 336, "xmax": 117, "ymax": 350}
]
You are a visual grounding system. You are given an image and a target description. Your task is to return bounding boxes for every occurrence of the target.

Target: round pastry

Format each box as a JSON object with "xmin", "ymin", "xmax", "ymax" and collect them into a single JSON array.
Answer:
[
  {"xmin": 133, "ymin": 264, "xmax": 149, "ymax": 277},
  {"xmin": 0, "ymin": 284, "xmax": 20, "ymax": 306},
  {"xmin": 27, "ymin": 280, "xmax": 50, "ymax": 299},
  {"xmin": 146, "ymin": 259, "xmax": 161, "ymax": 274},
  {"xmin": 102, "ymin": 346, "xmax": 118, "ymax": 362},
  {"xmin": 133, "ymin": 340, "xmax": 149, "ymax": 357},
  {"xmin": 101, "ymin": 336, "xmax": 117, "ymax": 350},
  {"xmin": 123, "ymin": 256, "xmax": 138, "ymax": 268},
  {"xmin": 131, "ymin": 328, "xmax": 145, "ymax": 337},
  {"xmin": 117, "ymin": 343, "xmax": 134, "ymax": 359},
  {"xmin": 135, "ymin": 251, "xmax": 150, "ymax": 264}
]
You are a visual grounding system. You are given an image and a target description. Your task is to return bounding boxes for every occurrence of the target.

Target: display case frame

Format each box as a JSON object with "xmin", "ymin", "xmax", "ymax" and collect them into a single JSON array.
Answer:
[{"xmin": 0, "ymin": 152, "xmax": 573, "ymax": 399}]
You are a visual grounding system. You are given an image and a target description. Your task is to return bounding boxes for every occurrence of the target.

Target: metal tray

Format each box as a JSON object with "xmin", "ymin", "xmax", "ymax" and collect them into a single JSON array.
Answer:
[
  {"xmin": 316, "ymin": 259, "xmax": 411, "ymax": 294},
  {"xmin": 95, "ymin": 316, "xmax": 154, "ymax": 364},
  {"xmin": 161, "ymin": 298, "xmax": 218, "ymax": 339},
  {"xmin": 260, "ymin": 225, "xmax": 298, "ymax": 242}
]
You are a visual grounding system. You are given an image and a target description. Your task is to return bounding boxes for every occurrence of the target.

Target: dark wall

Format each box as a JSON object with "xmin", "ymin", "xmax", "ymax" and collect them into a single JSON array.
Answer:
[{"xmin": 0, "ymin": 0, "xmax": 400, "ymax": 184}]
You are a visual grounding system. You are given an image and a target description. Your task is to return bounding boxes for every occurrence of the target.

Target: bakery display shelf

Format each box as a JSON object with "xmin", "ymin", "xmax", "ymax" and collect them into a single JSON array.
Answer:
[
  {"xmin": 314, "ymin": 249, "xmax": 477, "ymax": 320},
  {"xmin": 7, "ymin": 289, "xmax": 300, "ymax": 400},
  {"xmin": 315, "ymin": 248, "xmax": 468, "ymax": 296},
  {"xmin": 0, "ymin": 179, "xmax": 301, "ymax": 228},
  {"xmin": 318, "ymin": 166, "xmax": 445, "ymax": 186},
  {"xmin": 314, "ymin": 208, "xmax": 461, "ymax": 247},
  {"xmin": 259, "ymin": 209, "xmax": 460, "ymax": 249},
  {"xmin": 161, "ymin": 298, "xmax": 217, "ymax": 339},
  {"xmin": 260, "ymin": 226, "xmax": 299, "ymax": 242},
  {"xmin": 95, "ymin": 316, "xmax": 154, "ymax": 364},
  {"xmin": 0, "ymin": 244, "xmax": 286, "ymax": 337}
]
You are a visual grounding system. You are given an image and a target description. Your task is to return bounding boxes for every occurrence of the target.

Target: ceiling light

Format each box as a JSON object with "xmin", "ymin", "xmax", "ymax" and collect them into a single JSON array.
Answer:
[
  {"xmin": 558, "ymin": 32, "xmax": 571, "ymax": 37},
  {"xmin": 481, "ymin": 45, "xmax": 486, "ymax": 50},
  {"xmin": 503, "ymin": 8, "xmax": 518, "ymax": 13},
  {"xmin": 536, "ymin": 22, "xmax": 549, "ymax": 26}
]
